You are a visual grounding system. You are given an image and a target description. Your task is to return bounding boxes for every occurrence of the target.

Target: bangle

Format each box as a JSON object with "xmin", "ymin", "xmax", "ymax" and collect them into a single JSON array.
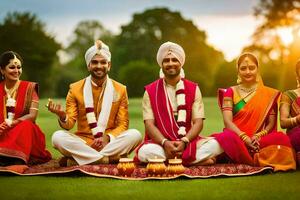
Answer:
[
  {"xmin": 238, "ymin": 132, "xmax": 246, "ymax": 140},
  {"xmin": 238, "ymin": 132, "xmax": 248, "ymax": 142},
  {"xmin": 161, "ymin": 138, "xmax": 168, "ymax": 146},
  {"xmin": 291, "ymin": 117, "xmax": 297, "ymax": 126},
  {"xmin": 238, "ymin": 132, "xmax": 246, "ymax": 137},
  {"xmin": 181, "ymin": 136, "xmax": 190, "ymax": 144},
  {"xmin": 254, "ymin": 129, "xmax": 268, "ymax": 139},
  {"xmin": 241, "ymin": 135, "xmax": 248, "ymax": 142}
]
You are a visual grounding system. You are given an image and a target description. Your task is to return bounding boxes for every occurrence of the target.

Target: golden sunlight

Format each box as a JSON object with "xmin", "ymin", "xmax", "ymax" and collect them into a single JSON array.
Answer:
[{"xmin": 276, "ymin": 27, "xmax": 294, "ymax": 46}]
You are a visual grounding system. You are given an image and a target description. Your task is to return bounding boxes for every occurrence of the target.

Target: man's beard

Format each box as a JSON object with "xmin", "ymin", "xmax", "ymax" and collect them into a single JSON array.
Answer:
[
  {"xmin": 162, "ymin": 68, "xmax": 181, "ymax": 79},
  {"xmin": 90, "ymin": 68, "xmax": 108, "ymax": 79}
]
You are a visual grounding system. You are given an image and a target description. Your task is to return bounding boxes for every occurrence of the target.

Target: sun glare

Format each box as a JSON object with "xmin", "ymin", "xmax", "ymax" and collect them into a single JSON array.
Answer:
[{"xmin": 276, "ymin": 27, "xmax": 294, "ymax": 46}]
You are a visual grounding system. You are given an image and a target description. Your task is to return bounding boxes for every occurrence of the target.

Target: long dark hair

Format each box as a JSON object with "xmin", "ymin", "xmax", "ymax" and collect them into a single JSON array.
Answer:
[{"xmin": 0, "ymin": 51, "xmax": 23, "ymax": 81}]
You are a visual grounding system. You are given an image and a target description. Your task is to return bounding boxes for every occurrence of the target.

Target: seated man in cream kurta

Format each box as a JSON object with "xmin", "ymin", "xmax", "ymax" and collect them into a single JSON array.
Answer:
[
  {"xmin": 48, "ymin": 40, "xmax": 142, "ymax": 166},
  {"xmin": 136, "ymin": 42, "xmax": 223, "ymax": 166}
]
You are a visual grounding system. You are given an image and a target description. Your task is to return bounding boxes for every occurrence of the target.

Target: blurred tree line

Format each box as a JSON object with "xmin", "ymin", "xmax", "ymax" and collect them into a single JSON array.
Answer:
[{"xmin": 0, "ymin": 2, "xmax": 299, "ymax": 98}]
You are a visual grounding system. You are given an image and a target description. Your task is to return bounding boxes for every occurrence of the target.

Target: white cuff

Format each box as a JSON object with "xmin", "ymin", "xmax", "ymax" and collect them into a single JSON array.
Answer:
[{"xmin": 108, "ymin": 133, "xmax": 116, "ymax": 142}]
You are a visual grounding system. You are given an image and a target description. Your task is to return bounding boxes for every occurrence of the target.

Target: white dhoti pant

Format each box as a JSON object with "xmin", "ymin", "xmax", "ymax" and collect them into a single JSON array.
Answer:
[
  {"xmin": 138, "ymin": 137, "xmax": 223, "ymax": 165},
  {"xmin": 52, "ymin": 129, "xmax": 142, "ymax": 165}
]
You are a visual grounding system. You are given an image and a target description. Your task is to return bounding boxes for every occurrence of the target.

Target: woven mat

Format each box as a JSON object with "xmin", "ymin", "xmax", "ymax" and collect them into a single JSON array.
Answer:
[{"xmin": 0, "ymin": 160, "xmax": 273, "ymax": 180}]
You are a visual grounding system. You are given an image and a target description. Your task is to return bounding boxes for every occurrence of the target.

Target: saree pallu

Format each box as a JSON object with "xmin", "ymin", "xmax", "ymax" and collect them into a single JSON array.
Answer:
[
  {"xmin": 213, "ymin": 85, "xmax": 296, "ymax": 171},
  {"xmin": 0, "ymin": 81, "xmax": 51, "ymax": 164}
]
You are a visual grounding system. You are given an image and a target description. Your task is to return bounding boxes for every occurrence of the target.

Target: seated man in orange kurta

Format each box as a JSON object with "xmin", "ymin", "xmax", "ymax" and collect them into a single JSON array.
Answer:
[{"xmin": 48, "ymin": 40, "xmax": 142, "ymax": 166}]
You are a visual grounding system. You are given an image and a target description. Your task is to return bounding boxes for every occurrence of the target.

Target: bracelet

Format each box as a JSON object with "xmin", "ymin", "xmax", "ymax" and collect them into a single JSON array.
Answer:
[
  {"xmin": 238, "ymin": 132, "xmax": 246, "ymax": 138},
  {"xmin": 290, "ymin": 117, "xmax": 297, "ymax": 126},
  {"xmin": 181, "ymin": 136, "xmax": 190, "ymax": 144},
  {"xmin": 238, "ymin": 132, "xmax": 246, "ymax": 137},
  {"xmin": 238, "ymin": 132, "xmax": 248, "ymax": 142},
  {"xmin": 254, "ymin": 129, "xmax": 268, "ymax": 139},
  {"xmin": 241, "ymin": 135, "xmax": 248, "ymax": 142},
  {"xmin": 161, "ymin": 138, "xmax": 168, "ymax": 146}
]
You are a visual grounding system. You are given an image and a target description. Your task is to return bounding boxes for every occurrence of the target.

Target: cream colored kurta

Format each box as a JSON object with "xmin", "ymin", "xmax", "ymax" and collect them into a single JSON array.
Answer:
[
  {"xmin": 142, "ymin": 81, "xmax": 205, "ymax": 120},
  {"xmin": 138, "ymin": 80, "xmax": 223, "ymax": 164}
]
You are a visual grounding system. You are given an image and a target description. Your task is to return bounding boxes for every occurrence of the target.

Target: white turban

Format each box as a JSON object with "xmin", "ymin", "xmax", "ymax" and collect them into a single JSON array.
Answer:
[
  {"xmin": 156, "ymin": 41, "xmax": 185, "ymax": 78},
  {"xmin": 84, "ymin": 40, "xmax": 111, "ymax": 66}
]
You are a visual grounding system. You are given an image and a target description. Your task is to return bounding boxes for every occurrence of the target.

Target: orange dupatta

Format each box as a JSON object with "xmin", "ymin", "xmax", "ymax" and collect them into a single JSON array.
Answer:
[{"xmin": 232, "ymin": 83, "xmax": 280, "ymax": 137}]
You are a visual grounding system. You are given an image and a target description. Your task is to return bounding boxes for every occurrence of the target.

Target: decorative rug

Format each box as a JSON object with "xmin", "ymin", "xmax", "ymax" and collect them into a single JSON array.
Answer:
[{"xmin": 0, "ymin": 160, "xmax": 273, "ymax": 180}]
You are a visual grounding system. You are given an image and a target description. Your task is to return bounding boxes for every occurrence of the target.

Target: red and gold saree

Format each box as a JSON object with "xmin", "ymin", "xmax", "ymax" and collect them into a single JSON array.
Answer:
[{"xmin": 0, "ymin": 81, "xmax": 51, "ymax": 164}]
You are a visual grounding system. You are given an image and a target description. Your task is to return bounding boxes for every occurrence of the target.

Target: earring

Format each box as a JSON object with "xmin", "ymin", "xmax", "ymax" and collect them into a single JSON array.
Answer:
[
  {"xmin": 236, "ymin": 74, "xmax": 242, "ymax": 84},
  {"xmin": 256, "ymin": 75, "xmax": 259, "ymax": 82},
  {"xmin": 297, "ymin": 79, "xmax": 300, "ymax": 88}
]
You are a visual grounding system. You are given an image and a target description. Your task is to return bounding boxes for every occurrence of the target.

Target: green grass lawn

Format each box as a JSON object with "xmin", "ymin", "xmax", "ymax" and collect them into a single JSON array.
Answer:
[{"xmin": 0, "ymin": 98, "xmax": 299, "ymax": 200}]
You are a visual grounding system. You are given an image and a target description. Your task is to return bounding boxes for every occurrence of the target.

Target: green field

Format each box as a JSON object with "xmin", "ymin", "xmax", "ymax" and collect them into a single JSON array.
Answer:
[{"xmin": 0, "ymin": 98, "xmax": 299, "ymax": 200}]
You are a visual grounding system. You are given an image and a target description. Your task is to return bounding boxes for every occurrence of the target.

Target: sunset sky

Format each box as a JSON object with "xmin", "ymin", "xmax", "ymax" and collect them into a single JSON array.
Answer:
[{"xmin": 0, "ymin": 0, "xmax": 261, "ymax": 61}]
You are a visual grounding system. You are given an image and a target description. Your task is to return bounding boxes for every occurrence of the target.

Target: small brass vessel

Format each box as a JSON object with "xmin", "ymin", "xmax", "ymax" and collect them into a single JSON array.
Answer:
[
  {"xmin": 146, "ymin": 158, "xmax": 167, "ymax": 177},
  {"xmin": 167, "ymin": 158, "xmax": 185, "ymax": 176},
  {"xmin": 117, "ymin": 158, "xmax": 135, "ymax": 177}
]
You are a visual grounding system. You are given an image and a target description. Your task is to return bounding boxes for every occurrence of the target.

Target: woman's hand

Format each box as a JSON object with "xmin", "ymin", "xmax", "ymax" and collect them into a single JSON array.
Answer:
[
  {"xmin": 243, "ymin": 135, "xmax": 259, "ymax": 152},
  {"xmin": 0, "ymin": 122, "xmax": 9, "ymax": 136},
  {"xmin": 10, "ymin": 119, "xmax": 21, "ymax": 127},
  {"xmin": 251, "ymin": 136, "xmax": 260, "ymax": 152}
]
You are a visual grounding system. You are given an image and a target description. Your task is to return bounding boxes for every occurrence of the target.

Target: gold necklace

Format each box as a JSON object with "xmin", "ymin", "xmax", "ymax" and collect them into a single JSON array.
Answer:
[
  {"xmin": 238, "ymin": 84, "xmax": 257, "ymax": 94},
  {"xmin": 4, "ymin": 80, "xmax": 20, "ymax": 99}
]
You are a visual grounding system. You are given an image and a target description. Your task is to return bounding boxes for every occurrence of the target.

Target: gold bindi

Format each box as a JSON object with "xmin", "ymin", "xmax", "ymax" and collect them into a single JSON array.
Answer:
[{"xmin": 9, "ymin": 55, "xmax": 21, "ymax": 66}]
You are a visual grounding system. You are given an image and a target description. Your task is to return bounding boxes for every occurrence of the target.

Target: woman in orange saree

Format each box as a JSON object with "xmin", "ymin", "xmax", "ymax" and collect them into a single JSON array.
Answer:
[
  {"xmin": 280, "ymin": 60, "xmax": 300, "ymax": 166},
  {"xmin": 213, "ymin": 52, "xmax": 296, "ymax": 171},
  {"xmin": 0, "ymin": 51, "xmax": 51, "ymax": 166}
]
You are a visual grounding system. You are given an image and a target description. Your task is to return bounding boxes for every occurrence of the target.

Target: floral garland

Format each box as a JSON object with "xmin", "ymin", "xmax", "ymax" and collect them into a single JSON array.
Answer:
[
  {"xmin": 175, "ymin": 79, "xmax": 187, "ymax": 137},
  {"xmin": 4, "ymin": 81, "xmax": 19, "ymax": 126}
]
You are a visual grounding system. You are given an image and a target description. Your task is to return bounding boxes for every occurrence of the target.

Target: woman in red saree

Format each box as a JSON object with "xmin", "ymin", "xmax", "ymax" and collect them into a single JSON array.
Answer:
[
  {"xmin": 0, "ymin": 51, "xmax": 51, "ymax": 166},
  {"xmin": 213, "ymin": 52, "xmax": 296, "ymax": 171},
  {"xmin": 280, "ymin": 60, "xmax": 300, "ymax": 166}
]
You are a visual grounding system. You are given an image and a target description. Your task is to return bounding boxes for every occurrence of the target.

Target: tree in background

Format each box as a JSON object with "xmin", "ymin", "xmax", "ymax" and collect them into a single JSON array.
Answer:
[
  {"xmin": 118, "ymin": 60, "xmax": 157, "ymax": 97},
  {"xmin": 55, "ymin": 20, "xmax": 114, "ymax": 97},
  {"xmin": 245, "ymin": 0, "xmax": 300, "ymax": 90},
  {"xmin": 112, "ymin": 8, "xmax": 225, "ymax": 96},
  {"xmin": 212, "ymin": 60, "xmax": 236, "ymax": 93},
  {"xmin": 0, "ymin": 12, "xmax": 60, "ymax": 96}
]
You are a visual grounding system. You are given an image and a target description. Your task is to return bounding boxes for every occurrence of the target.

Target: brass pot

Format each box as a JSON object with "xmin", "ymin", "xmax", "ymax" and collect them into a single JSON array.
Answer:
[
  {"xmin": 117, "ymin": 158, "xmax": 135, "ymax": 177},
  {"xmin": 146, "ymin": 158, "xmax": 167, "ymax": 177},
  {"xmin": 167, "ymin": 158, "xmax": 185, "ymax": 176}
]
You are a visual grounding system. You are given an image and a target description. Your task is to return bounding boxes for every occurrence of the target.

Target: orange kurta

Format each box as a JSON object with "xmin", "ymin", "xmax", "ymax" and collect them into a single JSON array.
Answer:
[{"xmin": 59, "ymin": 78, "xmax": 129, "ymax": 144}]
